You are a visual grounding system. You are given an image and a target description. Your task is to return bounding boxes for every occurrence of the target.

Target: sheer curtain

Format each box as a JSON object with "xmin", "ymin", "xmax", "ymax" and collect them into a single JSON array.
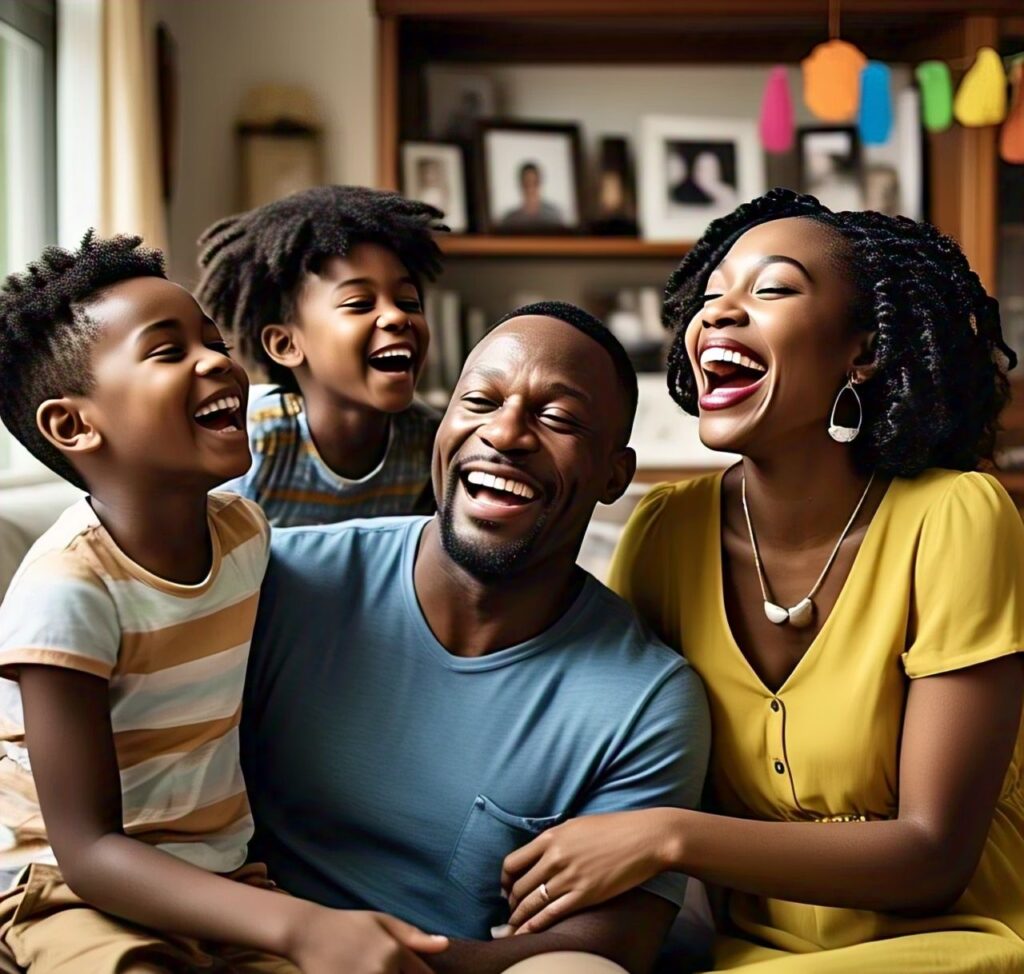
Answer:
[{"xmin": 100, "ymin": 0, "xmax": 168, "ymax": 252}]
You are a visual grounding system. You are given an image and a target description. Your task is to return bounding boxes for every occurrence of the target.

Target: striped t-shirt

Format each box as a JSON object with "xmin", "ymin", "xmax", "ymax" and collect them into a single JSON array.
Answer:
[
  {"xmin": 223, "ymin": 386, "xmax": 439, "ymax": 528},
  {"xmin": 0, "ymin": 492, "xmax": 269, "ymax": 873}
]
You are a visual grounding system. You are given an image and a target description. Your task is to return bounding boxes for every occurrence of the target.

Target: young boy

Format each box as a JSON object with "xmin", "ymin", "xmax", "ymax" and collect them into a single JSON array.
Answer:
[
  {"xmin": 0, "ymin": 232, "xmax": 447, "ymax": 972},
  {"xmin": 197, "ymin": 185, "xmax": 445, "ymax": 527}
]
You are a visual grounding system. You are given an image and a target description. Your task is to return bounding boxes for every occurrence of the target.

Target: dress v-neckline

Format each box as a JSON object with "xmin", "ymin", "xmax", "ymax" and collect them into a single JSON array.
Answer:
[{"xmin": 711, "ymin": 468, "xmax": 896, "ymax": 696}]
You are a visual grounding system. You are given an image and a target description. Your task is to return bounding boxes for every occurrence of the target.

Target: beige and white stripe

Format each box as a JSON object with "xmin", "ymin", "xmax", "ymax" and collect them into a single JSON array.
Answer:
[{"xmin": 0, "ymin": 492, "xmax": 269, "ymax": 873}]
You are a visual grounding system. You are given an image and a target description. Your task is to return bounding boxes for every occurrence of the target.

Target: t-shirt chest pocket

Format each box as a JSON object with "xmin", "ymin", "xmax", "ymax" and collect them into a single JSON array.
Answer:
[{"xmin": 445, "ymin": 795, "xmax": 563, "ymax": 907}]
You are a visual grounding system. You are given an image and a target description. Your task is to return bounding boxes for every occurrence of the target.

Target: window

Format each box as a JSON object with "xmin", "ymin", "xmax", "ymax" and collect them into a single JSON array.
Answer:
[{"xmin": 0, "ymin": 0, "xmax": 56, "ymax": 483}]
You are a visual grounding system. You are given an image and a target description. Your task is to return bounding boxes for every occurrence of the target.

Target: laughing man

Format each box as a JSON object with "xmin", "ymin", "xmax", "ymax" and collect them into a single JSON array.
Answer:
[{"xmin": 241, "ymin": 302, "xmax": 710, "ymax": 974}]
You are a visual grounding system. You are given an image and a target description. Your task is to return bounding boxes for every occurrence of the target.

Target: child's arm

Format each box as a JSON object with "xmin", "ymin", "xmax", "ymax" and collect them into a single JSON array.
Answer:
[{"xmin": 19, "ymin": 665, "xmax": 447, "ymax": 974}]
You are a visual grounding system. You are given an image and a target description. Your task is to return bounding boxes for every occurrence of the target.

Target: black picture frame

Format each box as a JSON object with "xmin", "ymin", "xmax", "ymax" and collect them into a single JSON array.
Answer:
[
  {"xmin": 475, "ymin": 120, "xmax": 584, "ymax": 235},
  {"xmin": 796, "ymin": 126, "xmax": 864, "ymax": 211}
]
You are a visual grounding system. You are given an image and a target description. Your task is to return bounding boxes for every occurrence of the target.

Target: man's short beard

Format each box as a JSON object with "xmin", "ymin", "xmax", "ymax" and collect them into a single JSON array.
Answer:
[{"xmin": 438, "ymin": 467, "xmax": 549, "ymax": 580}]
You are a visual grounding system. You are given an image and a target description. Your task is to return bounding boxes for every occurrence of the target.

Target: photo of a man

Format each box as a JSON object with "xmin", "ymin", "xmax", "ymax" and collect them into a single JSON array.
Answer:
[{"xmin": 499, "ymin": 162, "xmax": 565, "ymax": 230}]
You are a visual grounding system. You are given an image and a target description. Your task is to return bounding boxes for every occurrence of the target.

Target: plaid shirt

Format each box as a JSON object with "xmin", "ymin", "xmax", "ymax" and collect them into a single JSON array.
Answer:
[{"xmin": 224, "ymin": 386, "xmax": 439, "ymax": 528}]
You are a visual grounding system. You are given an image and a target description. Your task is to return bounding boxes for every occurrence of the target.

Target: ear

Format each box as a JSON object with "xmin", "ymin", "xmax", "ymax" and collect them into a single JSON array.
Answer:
[
  {"xmin": 849, "ymin": 330, "xmax": 879, "ymax": 385},
  {"xmin": 36, "ymin": 398, "xmax": 102, "ymax": 456},
  {"xmin": 261, "ymin": 323, "xmax": 305, "ymax": 370},
  {"xmin": 601, "ymin": 446, "xmax": 637, "ymax": 506}
]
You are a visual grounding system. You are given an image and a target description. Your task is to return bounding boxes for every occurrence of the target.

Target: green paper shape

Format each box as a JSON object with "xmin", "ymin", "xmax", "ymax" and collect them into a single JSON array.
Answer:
[{"xmin": 916, "ymin": 60, "xmax": 953, "ymax": 132}]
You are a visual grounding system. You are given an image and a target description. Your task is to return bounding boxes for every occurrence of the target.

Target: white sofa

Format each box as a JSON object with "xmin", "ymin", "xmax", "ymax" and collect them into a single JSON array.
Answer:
[{"xmin": 0, "ymin": 480, "xmax": 82, "ymax": 600}]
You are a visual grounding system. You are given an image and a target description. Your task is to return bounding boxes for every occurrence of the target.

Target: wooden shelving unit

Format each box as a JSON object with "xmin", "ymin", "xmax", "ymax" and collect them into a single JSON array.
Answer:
[
  {"xmin": 376, "ymin": 0, "xmax": 1024, "ymax": 494},
  {"xmin": 439, "ymin": 235, "xmax": 691, "ymax": 259},
  {"xmin": 377, "ymin": 0, "xmax": 1023, "ymax": 290}
]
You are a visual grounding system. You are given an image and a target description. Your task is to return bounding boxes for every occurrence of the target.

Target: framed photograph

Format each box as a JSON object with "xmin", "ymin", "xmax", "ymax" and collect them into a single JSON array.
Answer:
[
  {"xmin": 238, "ymin": 123, "xmax": 323, "ymax": 210},
  {"xmin": 427, "ymin": 68, "xmax": 498, "ymax": 143},
  {"xmin": 797, "ymin": 126, "xmax": 864, "ymax": 212},
  {"xmin": 401, "ymin": 142, "xmax": 468, "ymax": 233},
  {"xmin": 639, "ymin": 116, "xmax": 765, "ymax": 240},
  {"xmin": 590, "ymin": 136, "xmax": 638, "ymax": 236},
  {"xmin": 477, "ymin": 120, "xmax": 583, "ymax": 234}
]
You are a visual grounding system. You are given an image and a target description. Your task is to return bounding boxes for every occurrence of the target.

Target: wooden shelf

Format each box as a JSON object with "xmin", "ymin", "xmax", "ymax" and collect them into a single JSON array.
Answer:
[{"xmin": 439, "ymin": 235, "xmax": 691, "ymax": 259}]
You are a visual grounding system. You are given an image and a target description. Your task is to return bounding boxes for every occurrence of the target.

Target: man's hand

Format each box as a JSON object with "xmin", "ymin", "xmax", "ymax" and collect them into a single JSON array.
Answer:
[{"xmin": 285, "ymin": 904, "xmax": 449, "ymax": 974}]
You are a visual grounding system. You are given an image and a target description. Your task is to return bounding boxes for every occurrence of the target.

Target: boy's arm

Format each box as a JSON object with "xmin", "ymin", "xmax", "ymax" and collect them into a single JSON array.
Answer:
[{"xmin": 19, "ymin": 665, "xmax": 447, "ymax": 973}]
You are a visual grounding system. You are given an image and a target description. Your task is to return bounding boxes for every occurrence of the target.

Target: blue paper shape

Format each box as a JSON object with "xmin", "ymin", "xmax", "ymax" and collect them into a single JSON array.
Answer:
[{"xmin": 859, "ymin": 62, "xmax": 893, "ymax": 145}]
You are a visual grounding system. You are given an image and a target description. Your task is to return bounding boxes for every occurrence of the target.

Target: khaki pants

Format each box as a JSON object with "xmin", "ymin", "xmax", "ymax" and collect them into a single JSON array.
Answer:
[
  {"xmin": 0, "ymin": 862, "xmax": 298, "ymax": 973},
  {"xmin": 502, "ymin": 954, "xmax": 628, "ymax": 973}
]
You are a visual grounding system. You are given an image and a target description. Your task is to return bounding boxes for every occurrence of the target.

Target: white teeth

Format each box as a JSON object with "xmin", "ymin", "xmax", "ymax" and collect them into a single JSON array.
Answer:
[
  {"xmin": 371, "ymin": 348, "xmax": 413, "ymax": 359},
  {"xmin": 465, "ymin": 470, "xmax": 536, "ymax": 500},
  {"xmin": 698, "ymin": 347, "xmax": 767, "ymax": 373},
  {"xmin": 194, "ymin": 395, "xmax": 241, "ymax": 419}
]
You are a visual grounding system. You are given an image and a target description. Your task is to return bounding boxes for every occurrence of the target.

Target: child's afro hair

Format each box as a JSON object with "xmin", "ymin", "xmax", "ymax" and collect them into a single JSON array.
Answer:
[
  {"xmin": 0, "ymin": 230, "xmax": 166, "ymax": 488},
  {"xmin": 195, "ymin": 185, "xmax": 446, "ymax": 391}
]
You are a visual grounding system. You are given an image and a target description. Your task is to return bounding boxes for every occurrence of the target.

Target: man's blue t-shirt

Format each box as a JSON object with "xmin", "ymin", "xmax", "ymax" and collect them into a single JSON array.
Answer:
[{"xmin": 242, "ymin": 517, "xmax": 710, "ymax": 940}]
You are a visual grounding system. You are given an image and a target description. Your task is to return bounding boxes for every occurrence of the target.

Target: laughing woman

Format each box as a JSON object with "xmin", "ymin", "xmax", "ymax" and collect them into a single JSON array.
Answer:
[{"xmin": 500, "ymin": 189, "xmax": 1024, "ymax": 972}]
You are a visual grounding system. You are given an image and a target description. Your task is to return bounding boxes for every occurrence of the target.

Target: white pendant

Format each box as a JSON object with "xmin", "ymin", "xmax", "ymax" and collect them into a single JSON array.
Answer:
[
  {"xmin": 763, "ymin": 597, "xmax": 815, "ymax": 628},
  {"xmin": 828, "ymin": 424, "xmax": 858, "ymax": 443},
  {"xmin": 787, "ymin": 597, "xmax": 815, "ymax": 628}
]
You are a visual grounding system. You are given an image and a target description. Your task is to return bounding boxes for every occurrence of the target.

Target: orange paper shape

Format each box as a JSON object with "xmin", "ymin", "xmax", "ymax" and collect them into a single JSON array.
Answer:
[
  {"xmin": 760, "ymin": 66, "xmax": 795, "ymax": 153},
  {"xmin": 1001, "ymin": 62, "xmax": 1024, "ymax": 164},
  {"xmin": 954, "ymin": 47, "xmax": 1007, "ymax": 127},
  {"xmin": 803, "ymin": 39, "xmax": 868, "ymax": 122}
]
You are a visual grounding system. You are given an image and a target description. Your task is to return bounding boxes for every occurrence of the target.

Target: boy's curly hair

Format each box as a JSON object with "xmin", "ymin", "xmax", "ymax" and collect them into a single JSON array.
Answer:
[
  {"xmin": 664, "ymin": 188, "xmax": 1015, "ymax": 477},
  {"xmin": 195, "ymin": 185, "xmax": 446, "ymax": 391},
  {"xmin": 0, "ymin": 231, "xmax": 166, "ymax": 488}
]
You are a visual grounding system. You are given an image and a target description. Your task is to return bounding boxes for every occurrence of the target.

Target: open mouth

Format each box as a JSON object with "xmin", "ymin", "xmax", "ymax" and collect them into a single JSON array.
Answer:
[
  {"xmin": 368, "ymin": 345, "xmax": 415, "ymax": 374},
  {"xmin": 193, "ymin": 395, "xmax": 244, "ymax": 434},
  {"xmin": 461, "ymin": 469, "xmax": 539, "ymax": 508},
  {"xmin": 699, "ymin": 345, "xmax": 768, "ymax": 395}
]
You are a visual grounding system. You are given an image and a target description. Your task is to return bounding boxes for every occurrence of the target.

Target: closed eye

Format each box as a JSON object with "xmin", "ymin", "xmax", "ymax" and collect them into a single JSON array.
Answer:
[
  {"xmin": 462, "ymin": 395, "xmax": 497, "ymax": 410},
  {"xmin": 756, "ymin": 287, "xmax": 798, "ymax": 296},
  {"xmin": 147, "ymin": 344, "xmax": 184, "ymax": 361},
  {"xmin": 541, "ymin": 410, "xmax": 585, "ymax": 432},
  {"xmin": 701, "ymin": 293, "xmax": 723, "ymax": 304},
  {"xmin": 207, "ymin": 340, "xmax": 233, "ymax": 355}
]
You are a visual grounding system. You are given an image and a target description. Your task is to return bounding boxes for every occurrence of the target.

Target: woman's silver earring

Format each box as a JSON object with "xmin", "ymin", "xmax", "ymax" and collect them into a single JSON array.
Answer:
[{"xmin": 828, "ymin": 378, "xmax": 862, "ymax": 443}]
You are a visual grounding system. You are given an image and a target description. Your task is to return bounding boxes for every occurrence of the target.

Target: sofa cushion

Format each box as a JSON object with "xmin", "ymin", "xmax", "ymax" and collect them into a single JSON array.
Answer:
[{"xmin": 0, "ymin": 519, "xmax": 30, "ymax": 603}]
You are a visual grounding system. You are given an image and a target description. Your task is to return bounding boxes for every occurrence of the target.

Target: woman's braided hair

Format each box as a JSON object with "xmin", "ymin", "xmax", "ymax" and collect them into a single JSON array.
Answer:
[
  {"xmin": 664, "ymin": 188, "xmax": 1015, "ymax": 477},
  {"xmin": 0, "ymin": 231, "xmax": 166, "ymax": 488},
  {"xmin": 195, "ymin": 185, "xmax": 446, "ymax": 391}
]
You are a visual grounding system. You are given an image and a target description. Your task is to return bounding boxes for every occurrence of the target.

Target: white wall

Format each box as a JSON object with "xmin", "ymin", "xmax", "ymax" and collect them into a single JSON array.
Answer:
[{"xmin": 148, "ymin": 0, "xmax": 377, "ymax": 285}]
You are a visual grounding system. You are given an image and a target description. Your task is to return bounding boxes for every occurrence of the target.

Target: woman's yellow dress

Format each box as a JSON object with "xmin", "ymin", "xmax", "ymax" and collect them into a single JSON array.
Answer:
[{"xmin": 608, "ymin": 469, "xmax": 1024, "ymax": 973}]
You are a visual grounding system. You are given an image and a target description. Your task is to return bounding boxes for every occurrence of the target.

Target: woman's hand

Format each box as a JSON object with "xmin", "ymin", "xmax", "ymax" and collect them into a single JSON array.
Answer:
[{"xmin": 500, "ymin": 809, "xmax": 679, "ymax": 935}]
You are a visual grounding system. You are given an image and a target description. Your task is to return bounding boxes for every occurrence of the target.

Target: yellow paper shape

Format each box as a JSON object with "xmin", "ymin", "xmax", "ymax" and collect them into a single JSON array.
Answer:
[
  {"xmin": 1001, "ymin": 62, "xmax": 1024, "ymax": 164},
  {"xmin": 954, "ymin": 47, "xmax": 1008, "ymax": 127},
  {"xmin": 803, "ymin": 39, "xmax": 868, "ymax": 122}
]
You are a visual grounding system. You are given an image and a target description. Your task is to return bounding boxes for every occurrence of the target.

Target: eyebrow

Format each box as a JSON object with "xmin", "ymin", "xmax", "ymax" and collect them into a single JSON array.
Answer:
[
  {"xmin": 333, "ymin": 275, "xmax": 417, "ymax": 292},
  {"xmin": 463, "ymin": 367, "xmax": 590, "ymax": 405},
  {"xmin": 134, "ymin": 319, "xmax": 181, "ymax": 345},
  {"xmin": 712, "ymin": 254, "xmax": 814, "ymax": 282},
  {"xmin": 134, "ymin": 316, "xmax": 219, "ymax": 344}
]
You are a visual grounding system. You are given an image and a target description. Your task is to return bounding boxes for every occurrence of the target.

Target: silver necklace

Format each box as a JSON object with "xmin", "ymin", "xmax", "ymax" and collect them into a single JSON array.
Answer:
[{"xmin": 741, "ymin": 471, "xmax": 876, "ymax": 628}]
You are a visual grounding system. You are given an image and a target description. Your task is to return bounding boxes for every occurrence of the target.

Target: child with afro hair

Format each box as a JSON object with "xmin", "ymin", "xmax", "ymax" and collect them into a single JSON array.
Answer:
[{"xmin": 196, "ymin": 185, "xmax": 446, "ymax": 527}]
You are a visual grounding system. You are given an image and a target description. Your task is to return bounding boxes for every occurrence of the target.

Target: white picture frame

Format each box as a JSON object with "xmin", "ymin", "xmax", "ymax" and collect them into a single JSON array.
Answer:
[
  {"xmin": 401, "ymin": 141, "xmax": 468, "ymax": 233},
  {"xmin": 639, "ymin": 115, "xmax": 765, "ymax": 241}
]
